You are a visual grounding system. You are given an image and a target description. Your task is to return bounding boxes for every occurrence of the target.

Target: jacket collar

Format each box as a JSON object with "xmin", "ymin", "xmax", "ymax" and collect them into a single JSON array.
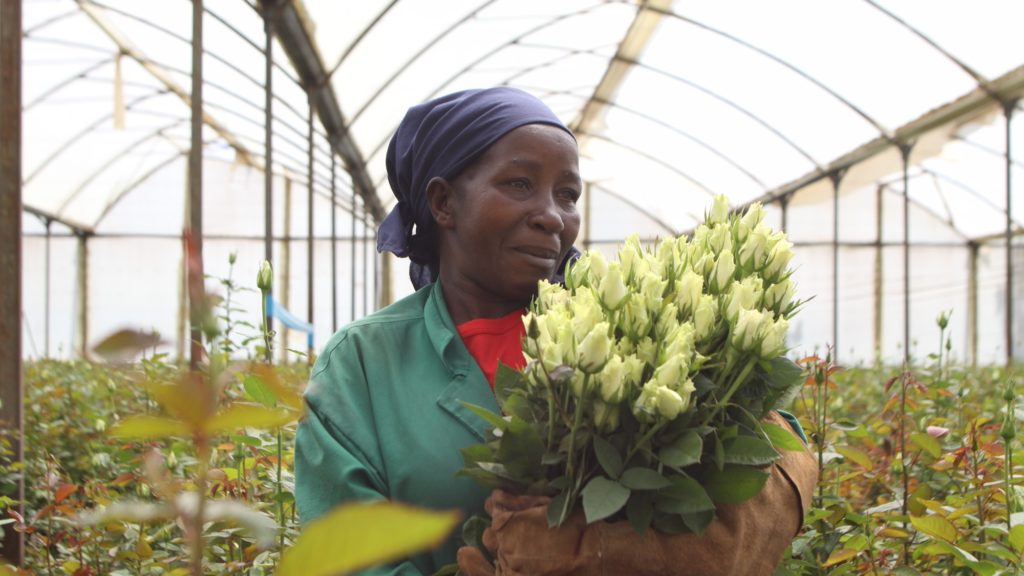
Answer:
[{"xmin": 425, "ymin": 282, "xmax": 501, "ymax": 441}]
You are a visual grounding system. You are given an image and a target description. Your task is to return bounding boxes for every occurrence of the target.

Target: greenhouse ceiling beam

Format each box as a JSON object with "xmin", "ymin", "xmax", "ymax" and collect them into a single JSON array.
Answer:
[
  {"xmin": 571, "ymin": 0, "xmax": 673, "ymax": 136},
  {"xmin": 259, "ymin": 0, "xmax": 383, "ymax": 221},
  {"xmin": 76, "ymin": 1, "xmax": 254, "ymax": 166},
  {"xmin": 752, "ymin": 65, "xmax": 1024, "ymax": 210}
]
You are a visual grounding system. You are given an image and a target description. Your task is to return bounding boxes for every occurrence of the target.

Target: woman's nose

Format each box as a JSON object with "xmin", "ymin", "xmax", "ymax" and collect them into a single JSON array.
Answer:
[{"xmin": 528, "ymin": 192, "xmax": 565, "ymax": 233}]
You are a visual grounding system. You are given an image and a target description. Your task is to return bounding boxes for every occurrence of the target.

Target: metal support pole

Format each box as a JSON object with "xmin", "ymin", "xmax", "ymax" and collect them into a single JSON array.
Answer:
[
  {"xmin": 330, "ymin": 153, "xmax": 337, "ymax": 333},
  {"xmin": 1004, "ymin": 102, "xmax": 1016, "ymax": 366},
  {"xmin": 0, "ymin": 0, "xmax": 24, "ymax": 562},
  {"xmin": 899, "ymin": 143, "xmax": 913, "ymax": 364},
  {"xmin": 779, "ymin": 194, "xmax": 789, "ymax": 233},
  {"xmin": 968, "ymin": 241, "xmax": 978, "ymax": 367},
  {"xmin": 188, "ymin": 0, "xmax": 204, "ymax": 371},
  {"xmin": 306, "ymin": 91, "xmax": 315, "ymax": 357},
  {"xmin": 830, "ymin": 171, "xmax": 844, "ymax": 359},
  {"xmin": 263, "ymin": 9, "xmax": 274, "ymax": 331},
  {"xmin": 281, "ymin": 178, "xmax": 292, "ymax": 363},
  {"xmin": 583, "ymin": 182, "xmax": 592, "ymax": 251},
  {"xmin": 76, "ymin": 233, "xmax": 89, "ymax": 359},
  {"xmin": 44, "ymin": 218, "xmax": 51, "ymax": 357},
  {"xmin": 874, "ymin": 185, "xmax": 884, "ymax": 365},
  {"xmin": 350, "ymin": 199, "xmax": 356, "ymax": 322}
]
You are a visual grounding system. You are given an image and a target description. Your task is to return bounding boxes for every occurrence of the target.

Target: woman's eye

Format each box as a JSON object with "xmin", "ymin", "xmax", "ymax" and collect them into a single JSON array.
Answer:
[{"xmin": 559, "ymin": 189, "xmax": 581, "ymax": 204}]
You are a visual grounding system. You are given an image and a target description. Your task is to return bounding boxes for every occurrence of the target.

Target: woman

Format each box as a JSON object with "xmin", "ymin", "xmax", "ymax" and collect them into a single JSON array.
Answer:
[{"xmin": 294, "ymin": 87, "xmax": 583, "ymax": 575}]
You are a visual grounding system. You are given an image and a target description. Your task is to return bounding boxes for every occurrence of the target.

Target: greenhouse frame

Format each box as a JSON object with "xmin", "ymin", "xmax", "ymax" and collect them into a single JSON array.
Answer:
[{"xmin": 1, "ymin": 0, "xmax": 1022, "ymax": 563}]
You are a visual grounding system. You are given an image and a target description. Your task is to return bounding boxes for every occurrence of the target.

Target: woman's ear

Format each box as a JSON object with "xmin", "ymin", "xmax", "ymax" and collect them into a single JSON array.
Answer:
[{"xmin": 426, "ymin": 176, "xmax": 456, "ymax": 230}]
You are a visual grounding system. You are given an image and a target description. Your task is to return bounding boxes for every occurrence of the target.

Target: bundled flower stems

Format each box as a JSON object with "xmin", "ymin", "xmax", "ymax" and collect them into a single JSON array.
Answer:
[{"xmin": 459, "ymin": 194, "xmax": 808, "ymax": 536}]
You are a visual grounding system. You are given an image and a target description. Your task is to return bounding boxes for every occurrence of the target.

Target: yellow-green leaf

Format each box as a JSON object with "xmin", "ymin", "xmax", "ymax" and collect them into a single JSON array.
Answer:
[
  {"xmin": 835, "ymin": 445, "xmax": 873, "ymax": 469},
  {"xmin": 204, "ymin": 404, "xmax": 297, "ymax": 434},
  {"xmin": 93, "ymin": 328, "xmax": 163, "ymax": 363},
  {"xmin": 277, "ymin": 502, "xmax": 460, "ymax": 576},
  {"xmin": 1009, "ymin": 524, "xmax": 1024, "ymax": 554},
  {"xmin": 110, "ymin": 416, "xmax": 190, "ymax": 440},
  {"xmin": 822, "ymin": 548, "xmax": 859, "ymax": 568},
  {"xmin": 876, "ymin": 527, "xmax": 911, "ymax": 539},
  {"xmin": 910, "ymin": 514, "xmax": 957, "ymax": 543},
  {"xmin": 909, "ymin": 431, "xmax": 942, "ymax": 458}
]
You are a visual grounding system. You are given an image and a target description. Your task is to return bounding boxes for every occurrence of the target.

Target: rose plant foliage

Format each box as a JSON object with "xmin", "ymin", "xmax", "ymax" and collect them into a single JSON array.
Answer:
[{"xmin": 459, "ymin": 195, "xmax": 808, "ymax": 535}]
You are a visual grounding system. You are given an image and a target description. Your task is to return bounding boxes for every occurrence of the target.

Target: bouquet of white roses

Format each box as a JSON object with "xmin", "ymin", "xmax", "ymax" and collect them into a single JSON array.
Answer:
[{"xmin": 459, "ymin": 195, "xmax": 808, "ymax": 537}]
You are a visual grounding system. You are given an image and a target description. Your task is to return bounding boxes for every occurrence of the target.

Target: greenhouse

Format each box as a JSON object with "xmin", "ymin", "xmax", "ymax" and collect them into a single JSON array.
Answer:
[{"xmin": 2, "ymin": 0, "xmax": 1023, "ymax": 573}]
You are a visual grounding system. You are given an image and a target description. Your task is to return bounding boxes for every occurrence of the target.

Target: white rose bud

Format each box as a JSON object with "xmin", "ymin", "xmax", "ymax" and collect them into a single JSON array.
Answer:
[
  {"xmin": 589, "ymin": 250, "xmax": 609, "ymax": 285},
  {"xmin": 740, "ymin": 202, "xmax": 766, "ymax": 230},
  {"xmin": 663, "ymin": 322, "xmax": 696, "ymax": 363},
  {"xmin": 619, "ymin": 234, "xmax": 643, "ymax": 281},
  {"xmin": 759, "ymin": 317, "xmax": 789, "ymax": 359},
  {"xmin": 675, "ymin": 378, "xmax": 696, "ymax": 409},
  {"xmin": 654, "ymin": 302, "xmax": 680, "ymax": 342},
  {"xmin": 257, "ymin": 260, "xmax": 273, "ymax": 292},
  {"xmin": 710, "ymin": 251, "xmax": 735, "ymax": 294},
  {"xmin": 656, "ymin": 237, "xmax": 677, "ymax": 275},
  {"xmin": 598, "ymin": 262, "xmax": 629, "ymax": 311},
  {"xmin": 593, "ymin": 400, "xmax": 621, "ymax": 433},
  {"xmin": 763, "ymin": 279, "xmax": 796, "ymax": 314},
  {"xmin": 578, "ymin": 321, "xmax": 612, "ymax": 374},
  {"xmin": 724, "ymin": 277, "xmax": 763, "ymax": 325},
  {"xmin": 738, "ymin": 226, "xmax": 771, "ymax": 270},
  {"xmin": 655, "ymin": 386, "xmax": 685, "ymax": 420},
  {"xmin": 693, "ymin": 294, "xmax": 717, "ymax": 341},
  {"xmin": 598, "ymin": 355, "xmax": 628, "ymax": 403},
  {"xmin": 732, "ymin": 309, "xmax": 766, "ymax": 352},
  {"xmin": 623, "ymin": 354, "xmax": 645, "ymax": 387},
  {"xmin": 536, "ymin": 280, "xmax": 568, "ymax": 313},
  {"xmin": 707, "ymin": 223, "xmax": 733, "ymax": 257},
  {"xmin": 636, "ymin": 337, "xmax": 658, "ymax": 368},
  {"xmin": 571, "ymin": 289, "xmax": 602, "ymax": 342},
  {"xmin": 622, "ymin": 296, "xmax": 651, "ymax": 338},
  {"xmin": 653, "ymin": 353, "xmax": 687, "ymax": 390},
  {"xmin": 675, "ymin": 269, "xmax": 703, "ymax": 314},
  {"xmin": 763, "ymin": 238, "xmax": 794, "ymax": 282},
  {"xmin": 708, "ymin": 194, "xmax": 730, "ymax": 225},
  {"xmin": 640, "ymin": 272, "xmax": 667, "ymax": 315}
]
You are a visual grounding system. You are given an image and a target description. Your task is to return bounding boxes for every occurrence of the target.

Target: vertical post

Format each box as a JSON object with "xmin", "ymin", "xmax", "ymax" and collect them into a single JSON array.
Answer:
[
  {"xmin": 874, "ymin": 185, "xmax": 884, "ymax": 365},
  {"xmin": 263, "ymin": 7, "xmax": 274, "ymax": 331},
  {"xmin": 281, "ymin": 178, "xmax": 292, "ymax": 363},
  {"xmin": 900, "ymin": 143, "xmax": 913, "ymax": 364},
  {"xmin": 779, "ymin": 194, "xmax": 789, "ymax": 233},
  {"xmin": 330, "ymin": 153, "xmax": 337, "ymax": 333},
  {"xmin": 44, "ymin": 218, "xmax": 51, "ymax": 357},
  {"xmin": 187, "ymin": 0, "xmax": 205, "ymax": 371},
  {"xmin": 968, "ymin": 241, "xmax": 978, "ymax": 367},
  {"xmin": 583, "ymin": 182, "xmax": 592, "ymax": 250},
  {"xmin": 1004, "ymin": 102, "xmax": 1016, "ymax": 366},
  {"xmin": 76, "ymin": 233, "xmax": 89, "ymax": 359},
  {"xmin": 306, "ymin": 91, "xmax": 315, "ymax": 356},
  {"xmin": 350, "ymin": 198, "xmax": 356, "ymax": 322},
  {"xmin": 0, "ymin": 0, "xmax": 24, "ymax": 562},
  {"xmin": 830, "ymin": 172, "xmax": 843, "ymax": 359}
]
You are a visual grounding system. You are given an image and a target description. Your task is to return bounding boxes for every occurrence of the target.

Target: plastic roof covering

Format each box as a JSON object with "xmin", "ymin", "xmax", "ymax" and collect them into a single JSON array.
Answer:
[{"xmin": 20, "ymin": 0, "xmax": 1024, "ymax": 242}]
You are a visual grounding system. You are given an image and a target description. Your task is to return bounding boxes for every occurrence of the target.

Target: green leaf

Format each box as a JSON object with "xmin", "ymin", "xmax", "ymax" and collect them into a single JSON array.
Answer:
[
  {"xmin": 703, "ymin": 465, "xmax": 769, "ymax": 504},
  {"xmin": 494, "ymin": 363, "xmax": 528, "ymax": 407},
  {"xmin": 723, "ymin": 436, "xmax": 780, "ymax": 465},
  {"xmin": 205, "ymin": 405, "xmax": 297, "ymax": 433},
  {"xmin": 619, "ymin": 468, "xmax": 671, "ymax": 490},
  {"xmin": 908, "ymin": 431, "xmax": 942, "ymax": 458},
  {"xmin": 762, "ymin": 422, "xmax": 806, "ymax": 452},
  {"xmin": 459, "ymin": 402, "xmax": 509, "ymax": 432},
  {"xmin": 498, "ymin": 417, "xmax": 545, "ymax": 479},
  {"xmin": 763, "ymin": 357, "xmax": 804, "ymax": 409},
  {"xmin": 626, "ymin": 492, "xmax": 654, "ymax": 534},
  {"xmin": 277, "ymin": 501, "xmax": 460, "ymax": 576},
  {"xmin": 656, "ymin": 476, "xmax": 715, "ymax": 515},
  {"xmin": 592, "ymin": 436, "xmax": 623, "ymax": 478},
  {"xmin": 110, "ymin": 416, "xmax": 189, "ymax": 440},
  {"xmin": 835, "ymin": 445, "xmax": 873, "ymax": 470},
  {"xmin": 93, "ymin": 328, "xmax": 163, "ymax": 363},
  {"xmin": 581, "ymin": 476, "xmax": 630, "ymax": 523},
  {"xmin": 547, "ymin": 490, "xmax": 570, "ymax": 528},
  {"xmin": 681, "ymin": 510, "xmax": 715, "ymax": 535},
  {"xmin": 1010, "ymin": 524, "xmax": 1024, "ymax": 554},
  {"xmin": 461, "ymin": 515, "xmax": 490, "ymax": 562},
  {"xmin": 658, "ymin": 430, "xmax": 702, "ymax": 468},
  {"xmin": 242, "ymin": 374, "xmax": 279, "ymax": 408},
  {"xmin": 714, "ymin": 434, "xmax": 725, "ymax": 471},
  {"xmin": 459, "ymin": 443, "xmax": 494, "ymax": 467},
  {"xmin": 910, "ymin": 514, "xmax": 957, "ymax": 543}
]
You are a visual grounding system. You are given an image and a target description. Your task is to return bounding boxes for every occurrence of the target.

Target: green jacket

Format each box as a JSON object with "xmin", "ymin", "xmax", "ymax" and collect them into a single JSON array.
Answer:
[{"xmin": 295, "ymin": 282, "xmax": 498, "ymax": 575}]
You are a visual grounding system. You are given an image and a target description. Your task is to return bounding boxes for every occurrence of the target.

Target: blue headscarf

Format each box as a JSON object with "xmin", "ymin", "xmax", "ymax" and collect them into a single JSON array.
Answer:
[{"xmin": 377, "ymin": 87, "xmax": 579, "ymax": 290}]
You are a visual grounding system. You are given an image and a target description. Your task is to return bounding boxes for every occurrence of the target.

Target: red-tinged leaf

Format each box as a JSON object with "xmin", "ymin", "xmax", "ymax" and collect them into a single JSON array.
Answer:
[
  {"xmin": 32, "ymin": 504, "xmax": 55, "ymax": 523},
  {"xmin": 7, "ymin": 510, "xmax": 24, "ymax": 524},
  {"xmin": 111, "ymin": 416, "xmax": 190, "ymax": 440},
  {"xmin": 55, "ymin": 484, "xmax": 78, "ymax": 504},
  {"xmin": 796, "ymin": 355, "xmax": 819, "ymax": 365},
  {"xmin": 112, "ymin": 473, "xmax": 136, "ymax": 487}
]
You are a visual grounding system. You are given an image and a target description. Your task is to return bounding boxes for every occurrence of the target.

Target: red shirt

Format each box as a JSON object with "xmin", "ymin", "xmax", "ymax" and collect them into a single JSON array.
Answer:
[{"xmin": 456, "ymin": 310, "xmax": 527, "ymax": 388}]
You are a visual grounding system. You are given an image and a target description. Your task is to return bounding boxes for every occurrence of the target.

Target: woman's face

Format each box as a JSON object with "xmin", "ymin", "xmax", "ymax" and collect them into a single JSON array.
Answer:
[{"xmin": 437, "ymin": 123, "xmax": 582, "ymax": 307}]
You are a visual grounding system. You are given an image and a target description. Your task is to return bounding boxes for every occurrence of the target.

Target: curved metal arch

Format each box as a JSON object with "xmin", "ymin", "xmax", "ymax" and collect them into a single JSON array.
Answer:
[
  {"xmin": 93, "ymin": 143, "xmax": 204, "ymax": 227},
  {"xmin": 588, "ymin": 181, "xmax": 679, "ymax": 237},
  {"xmin": 502, "ymin": 43, "xmax": 619, "ymax": 85},
  {"xmin": 24, "ymin": 56, "xmax": 113, "ymax": 110},
  {"xmin": 56, "ymin": 120, "xmax": 187, "ymax": 214},
  {"xmin": 874, "ymin": 175, "xmax": 970, "ymax": 243},
  {"xmin": 347, "ymin": 0, "xmax": 501, "ymax": 126},
  {"xmin": 24, "ymin": 7, "xmax": 80, "ymax": 36},
  {"xmin": 647, "ymin": 6, "xmax": 895, "ymax": 142},
  {"xmin": 326, "ymin": 0, "xmax": 401, "ymax": 78},
  {"xmin": 551, "ymin": 90, "xmax": 767, "ymax": 189},
  {"xmin": 919, "ymin": 166, "xmax": 1024, "ymax": 231},
  {"xmin": 951, "ymin": 135, "xmax": 1024, "ymax": 170},
  {"xmin": 24, "ymin": 89, "xmax": 169, "ymax": 184},
  {"xmin": 575, "ymin": 130, "xmax": 717, "ymax": 198},
  {"xmin": 361, "ymin": 0, "xmax": 615, "ymax": 163},
  {"xmin": 862, "ymin": 0, "xmax": 1002, "ymax": 103}
]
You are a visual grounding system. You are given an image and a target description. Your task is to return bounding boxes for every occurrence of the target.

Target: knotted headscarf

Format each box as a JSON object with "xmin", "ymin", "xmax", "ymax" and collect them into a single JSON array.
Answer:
[{"xmin": 377, "ymin": 87, "xmax": 578, "ymax": 289}]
